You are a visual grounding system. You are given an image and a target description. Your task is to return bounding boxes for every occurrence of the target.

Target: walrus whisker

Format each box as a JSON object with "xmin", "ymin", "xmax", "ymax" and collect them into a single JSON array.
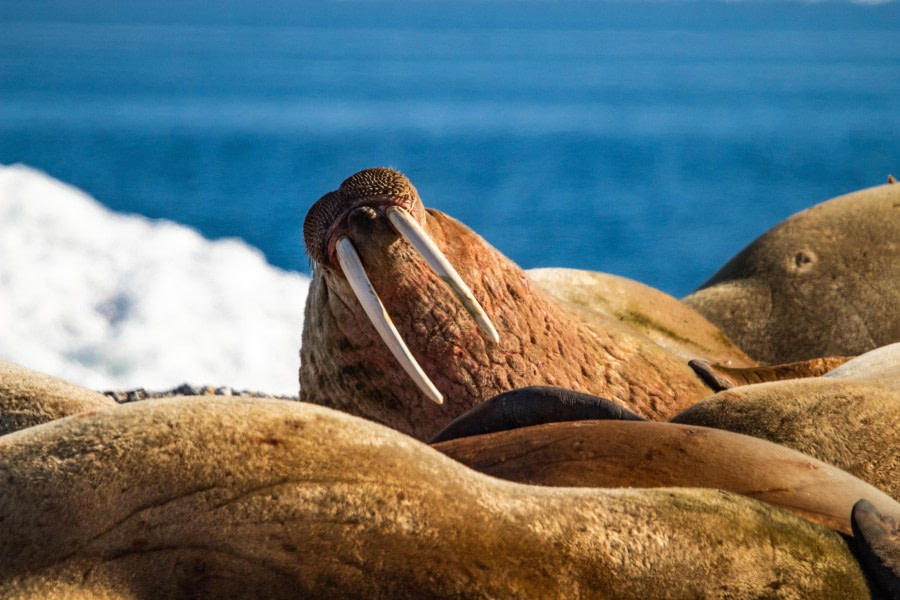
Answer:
[
  {"xmin": 335, "ymin": 236, "xmax": 444, "ymax": 405},
  {"xmin": 385, "ymin": 206, "xmax": 500, "ymax": 344}
]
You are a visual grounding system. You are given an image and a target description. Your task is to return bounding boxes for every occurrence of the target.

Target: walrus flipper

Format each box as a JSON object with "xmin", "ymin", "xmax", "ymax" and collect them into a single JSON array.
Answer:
[
  {"xmin": 429, "ymin": 386, "xmax": 645, "ymax": 443},
  {"xmin": 852, "ymin": 499, "xmax": 900, "ymax": 599},
  {"xmin": 689, "ymin": 356, "xmax": 853, "ymax": 392}
]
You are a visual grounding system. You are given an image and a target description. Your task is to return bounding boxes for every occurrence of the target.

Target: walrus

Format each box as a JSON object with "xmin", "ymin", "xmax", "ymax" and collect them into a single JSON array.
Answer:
[
  {"xmin": 0, "ymin": 396, "xmax": 876, "ymax": 598},
  {"xmin": 2, "ymin": 361, "xmax": 889, "ymax": 538},
  {"xmin": 672, "ymin": 343, "xmax": 900, "ymax": 498},
  {"xmin": 300, "ymin": 168, "xmax": 755, "ymax": 440},
  {"xmin": 432, "ymin": 418, "xmax": 900, "ymax": 536},
  {"xmin": 434, "ymin": 344, "xmax": 898, "ymax": 499},
  {"xmin": 429, "ymin": 385, "xmax": 649, "ymax": 443},
  {"xmin": 683, "ymin": 183, "xmax": 900, "ymax": 364},
  {"xmin": 523, "ymin": 267, "xmax": 751, "ymax": 364},
  {"xmin": 0, "ymin": 360, "xmax": 114, "ymax": 435}
]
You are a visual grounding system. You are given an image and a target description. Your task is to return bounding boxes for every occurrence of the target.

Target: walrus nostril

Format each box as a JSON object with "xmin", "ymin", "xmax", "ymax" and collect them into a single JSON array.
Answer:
[{"xmin": 346, "ymin": 206, "xmax": 382, "ymax": 236}]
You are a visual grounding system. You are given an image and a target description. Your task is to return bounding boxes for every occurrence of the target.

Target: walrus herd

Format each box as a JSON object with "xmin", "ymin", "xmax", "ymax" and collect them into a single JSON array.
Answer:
[{"xmin": 1, "ymin": 168, "xmax": 898, "ymax": 598}]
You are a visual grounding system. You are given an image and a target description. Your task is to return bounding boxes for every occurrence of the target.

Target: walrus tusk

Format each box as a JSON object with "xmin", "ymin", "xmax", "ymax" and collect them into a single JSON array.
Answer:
[
  {"xmin": 385, "ymin": 206, "xmax": 500, "ymax": 344},
  {"xmin": 335, "ymin": 236, "xmax": 444, "ymax": 405}
]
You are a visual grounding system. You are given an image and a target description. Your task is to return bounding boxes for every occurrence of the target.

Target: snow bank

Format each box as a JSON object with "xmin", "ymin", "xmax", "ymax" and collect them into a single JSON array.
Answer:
[{"xmin": 0, "ymin": 164, "xmax": 309, "ymax": 394}]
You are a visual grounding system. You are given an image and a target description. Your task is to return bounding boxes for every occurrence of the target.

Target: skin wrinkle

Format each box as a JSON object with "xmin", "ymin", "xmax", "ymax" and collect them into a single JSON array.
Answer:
[
  {"xmin": 83, "ymin": 481, "xmax": 225, "ymax": 546},
  {"xmin": 304, "ymin": 271, "xmax": 410, "ymax": 425},
  {"xmin": 84, "ymin": 474, "xmax": 437, "ymax": 575},
  {"xmin": 100, "ymin": 545, "xmax": 301, "ymax": 582},
  {"xmin": 850, "ymin": 305, "xmax": 878, "ymax": 348},
  {"xmin": 24, "ymin": 480, "xmax": 229, "ymax": 574},
  {"xmin": 477, "ymin": 440, "xmax": 607, "ymax": 472}
]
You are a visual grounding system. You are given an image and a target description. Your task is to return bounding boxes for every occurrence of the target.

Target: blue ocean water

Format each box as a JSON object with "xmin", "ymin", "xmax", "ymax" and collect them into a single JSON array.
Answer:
[{"xmin": 2, "ymin": 1, "xmax": 898, "ymax": 296}]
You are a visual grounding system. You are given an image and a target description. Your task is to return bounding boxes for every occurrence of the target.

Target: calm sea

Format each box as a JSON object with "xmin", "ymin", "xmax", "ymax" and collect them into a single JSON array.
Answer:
[{"xmin": 2, "ymin": 0, "xmax": 899, "ymax": 296}]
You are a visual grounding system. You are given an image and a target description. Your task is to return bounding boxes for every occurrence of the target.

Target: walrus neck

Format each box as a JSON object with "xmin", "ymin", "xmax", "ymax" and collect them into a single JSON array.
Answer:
[
  {"xmin": 300, "ymin": 210, "xmax": 706, "ymax": 440},
  {"xmin": 424, "ymin": 212, "xmax": 710, "ymax": 425}
]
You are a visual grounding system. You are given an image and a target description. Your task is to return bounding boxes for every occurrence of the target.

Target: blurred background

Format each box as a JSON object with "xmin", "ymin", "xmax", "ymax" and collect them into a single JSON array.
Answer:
[{"xmin": 1, "ymin": 0, "xmax": 898, "ymax": 392}]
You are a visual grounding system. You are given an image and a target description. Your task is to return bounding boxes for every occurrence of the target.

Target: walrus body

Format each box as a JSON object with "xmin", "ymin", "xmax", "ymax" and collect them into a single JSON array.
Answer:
[
  {"xmin": 525, "ymin": 267, "xmax": 751, "ymax": 364},
  {"xmin": 434, "ymin": 345, "xmax": 899, "ymax": 501},
  {"xmin": 0, "ymin": 360, "xmax": 114, "ymax": 435},
  {"xmin": 673, "ymin": 343, "xmax": 900, "ymax": 498},
  {"xmin": 429, "ymin": 385, "xmax": 648, "ymax": 443},
  {"xmin": 0, "ymin": 397, "xmax": 874, "ymax": 599},
  {"xmin": 683, "ymin": 184, "xmax": 900, "ymax": 364},
  {"xmin": 433, "ymin": 419, "xmax": 900, "ymax": 536},
  {"xmin": 300, "ymin": 169, "xmax": 750, "ymax": 440}
]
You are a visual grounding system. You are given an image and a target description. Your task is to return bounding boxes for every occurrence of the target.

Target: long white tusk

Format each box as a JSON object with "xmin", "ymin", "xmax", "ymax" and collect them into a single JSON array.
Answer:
[
  {"xmin": 385, "ymin": 206, "xmax": 500, "ymax": 344},
  {"xmin": 335, "ymin": 236, "xmax": 444, "ymax": 405}
]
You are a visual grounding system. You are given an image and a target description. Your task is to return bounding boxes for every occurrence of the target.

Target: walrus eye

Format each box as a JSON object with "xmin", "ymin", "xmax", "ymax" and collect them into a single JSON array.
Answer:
[
  {"xmin": 384, "ymin": 206, "xmax": 500, "ymax": 344},
  {"xmin": 335, "ymin": 236, "xmax": 445, "ymax": 405}
]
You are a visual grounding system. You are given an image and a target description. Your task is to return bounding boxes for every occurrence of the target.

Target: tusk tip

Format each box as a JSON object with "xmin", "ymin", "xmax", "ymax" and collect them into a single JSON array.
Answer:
[
  {"xmin": 477, "ymin": 318, "xmax": 501, "ymax": 344},
  {"xmin": 427, "ymin": 389, "xmax": 445, "ymax": 405}
]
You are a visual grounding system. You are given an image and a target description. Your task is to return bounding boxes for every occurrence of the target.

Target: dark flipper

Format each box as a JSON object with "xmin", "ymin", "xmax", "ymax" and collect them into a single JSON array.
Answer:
[
  {"xmin": 851, "ymin": 499, "xmax": 900, "ymax": 599},
  {"xmin": 429, "ymin": 386, "xmax": 645, "ymax": 444},
  {"xmin": 689, "ymin": 356, "xmax": 853, "ymax": 392}
]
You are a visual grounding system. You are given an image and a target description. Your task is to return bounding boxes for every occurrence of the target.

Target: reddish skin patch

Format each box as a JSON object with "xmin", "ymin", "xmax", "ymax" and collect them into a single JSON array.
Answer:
[{"xmin": 300, "ymin": 170, "xmax": 711, "ymax": 441}]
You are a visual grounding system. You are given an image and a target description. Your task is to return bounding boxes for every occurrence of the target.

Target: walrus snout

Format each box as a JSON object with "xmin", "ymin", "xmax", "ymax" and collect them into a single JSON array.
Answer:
[
  {"xmin": 346, "ymin": 205, "xmax": 398, "ymax": 241},
  {"xmin": 303, "ymin": 168, "xmax": 425, "ymax": 269}
]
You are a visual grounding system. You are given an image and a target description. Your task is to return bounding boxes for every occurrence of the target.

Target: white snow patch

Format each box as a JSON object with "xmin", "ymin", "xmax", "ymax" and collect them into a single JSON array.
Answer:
[{"xmin": 0, "ymin": 163, "xmax": 309, "ymax": 395}]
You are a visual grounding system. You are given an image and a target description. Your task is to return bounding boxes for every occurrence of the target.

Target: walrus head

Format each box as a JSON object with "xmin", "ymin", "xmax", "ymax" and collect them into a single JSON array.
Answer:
[{"xmin": 300, "ymin": 168, "xmax": 708, "ymax": 440}]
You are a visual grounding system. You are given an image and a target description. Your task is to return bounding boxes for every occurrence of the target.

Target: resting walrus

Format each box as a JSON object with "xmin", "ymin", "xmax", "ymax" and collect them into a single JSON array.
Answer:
[
  {"xmin": 672, "ymin": 342, "xmax": 900, "ymax": 499},
  {"xmin": 432, "ymin": 418, "xmax": 900, "ymax": 536},
  {"xmin": 683, "ymin": 183, "xmax": 900, "ymax": 364},
  {"xmin": 0, "ymin": 396, "xmax": 876, "ymax": 598},
  {"xmin": 300, "ymin": 168, "xmax": 752, "ymax": 440},
  {"xmin": 0, "ymin": 360, "xmax": 115, "ymax": 435},
  {"xmin": 432, "ymin": 344, "xmax": 899, "ymax": 500}
]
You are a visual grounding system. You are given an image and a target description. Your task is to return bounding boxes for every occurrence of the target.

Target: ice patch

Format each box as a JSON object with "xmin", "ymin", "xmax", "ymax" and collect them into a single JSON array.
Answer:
[{"xmin": 0, "ymin": 164, "xmax": 309, "ymax": 395}]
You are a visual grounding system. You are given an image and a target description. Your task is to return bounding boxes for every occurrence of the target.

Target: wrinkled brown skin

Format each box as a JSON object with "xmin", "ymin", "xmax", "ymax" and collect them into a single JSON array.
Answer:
[
  {"xmin": 433, "ymin": 420, "xmax": 900, "ymax": 536},
  {"xmin": 0, "ymin": 397, "xmax": 874, "ymax": 599},
  {"xmin": 301, "ymin": 169, "xmax": 725, "ymax": 440},
  {"xmin": 0, "ymin": 360, "xmax": 115, "ymax": 435},
  {"xmin": 684, "ymin": 184, "xmax": 900, "ymax": 364},
  {"xmin": 672, "ymin": 345, "xmax": 900, "ymax": 499}
]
